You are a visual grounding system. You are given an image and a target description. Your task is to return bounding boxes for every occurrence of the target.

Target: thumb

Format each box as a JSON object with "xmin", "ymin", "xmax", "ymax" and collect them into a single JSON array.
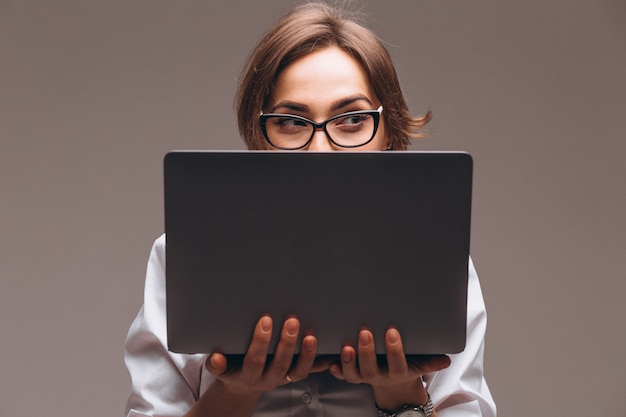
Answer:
[
  {"xmin": 206, "ymin": 353, "xmax": 228, "ymax": 376},
  {"xmin": 409, "ymin": 354, "xmax": 451, "ymax": 374}
]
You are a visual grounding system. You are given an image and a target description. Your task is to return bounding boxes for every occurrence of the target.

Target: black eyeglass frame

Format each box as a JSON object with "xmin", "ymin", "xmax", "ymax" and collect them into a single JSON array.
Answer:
[{"xmin": 259, "ymin": 106, "xmax": 383, "ymax": 150}]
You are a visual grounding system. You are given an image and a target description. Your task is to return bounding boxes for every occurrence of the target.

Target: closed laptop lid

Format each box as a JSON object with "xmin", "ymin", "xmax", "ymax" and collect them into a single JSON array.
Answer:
[{"xmin": 164, "ymin": 151, "xmax": 472, "ymax": 356}]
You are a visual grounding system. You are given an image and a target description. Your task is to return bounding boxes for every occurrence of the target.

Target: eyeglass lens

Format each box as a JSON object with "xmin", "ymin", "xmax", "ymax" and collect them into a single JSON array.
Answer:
[{"xmin": 262, "ymin": 111, "xmax": 378, "ymax": 149}]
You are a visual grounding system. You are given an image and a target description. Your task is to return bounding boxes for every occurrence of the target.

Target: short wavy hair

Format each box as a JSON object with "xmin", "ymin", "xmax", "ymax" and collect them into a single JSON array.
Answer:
[{"xmin": 235, "ymin": 2, "xmax": 431, "ymax": 150}]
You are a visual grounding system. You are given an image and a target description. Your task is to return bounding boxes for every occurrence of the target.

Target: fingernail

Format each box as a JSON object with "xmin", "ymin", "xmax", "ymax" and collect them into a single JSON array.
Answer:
[
  {"xmin": 342, "ymin": 349, "xmax": 353, "ymax": 362},
  {"xmin": 261, "ymin": 316, "xmax": 272, "ymax": 333},
  {"xmin": 285, "ymin": 319, "xmax": 298, "ymax": 336},
  {"xmin": 359, "ymin": 331, "xmax": 370, "ymax": 347},
  {"xmin": 209, "ymin": 354, "xmax": 218, "ymax": 369},
  {"xmin": 388, "ymin": 328, "xmax": 399, "ymax": 344},
  {"xmin": 304, "ymin": 337, "xmax": 316, "ymax": 352}
]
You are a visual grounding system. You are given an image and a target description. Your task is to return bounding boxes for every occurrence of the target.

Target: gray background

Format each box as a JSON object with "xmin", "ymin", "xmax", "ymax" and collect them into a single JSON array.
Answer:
[{"xmin": 1, "ymin": 1, "xmax": 625, "ymax": 416}]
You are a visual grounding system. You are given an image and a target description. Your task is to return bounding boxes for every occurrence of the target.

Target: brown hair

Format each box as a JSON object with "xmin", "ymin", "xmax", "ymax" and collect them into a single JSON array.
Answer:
[{"xmin": 235, "ymin": 1, "xmax": 431, "ymax": 150}]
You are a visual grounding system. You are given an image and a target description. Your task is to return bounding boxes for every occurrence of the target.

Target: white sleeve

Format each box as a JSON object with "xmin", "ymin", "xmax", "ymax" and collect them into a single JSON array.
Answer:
[
  {"xmin": 124, "ymin": 235, "xmax": 209, "ymax": 417},
  {"xmin": 425, "ymin": 258, "xmax": 497, "ymax": 417}
]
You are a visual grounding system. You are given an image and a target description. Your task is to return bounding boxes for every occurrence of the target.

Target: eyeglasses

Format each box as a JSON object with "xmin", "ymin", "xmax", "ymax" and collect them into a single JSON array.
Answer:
[{"xmin": 260, "ymin": 106, "xmax": 383, "ymax": 150}]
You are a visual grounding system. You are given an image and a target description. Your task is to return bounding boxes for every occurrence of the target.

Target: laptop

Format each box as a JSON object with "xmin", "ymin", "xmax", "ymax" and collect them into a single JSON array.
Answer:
[{"xmin": 164, "ymin": 151, "xmax": 472, "ymax": 357}]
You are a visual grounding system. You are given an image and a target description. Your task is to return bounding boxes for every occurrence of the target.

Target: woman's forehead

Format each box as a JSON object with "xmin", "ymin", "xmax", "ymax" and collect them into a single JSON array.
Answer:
[{"xmin": 268, "ymin": 46, "xmax": 379, "ymax": 112}]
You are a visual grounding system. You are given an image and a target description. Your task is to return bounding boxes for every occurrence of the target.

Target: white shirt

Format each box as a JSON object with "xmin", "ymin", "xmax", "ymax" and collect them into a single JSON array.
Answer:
[{"xmin": 125, "ymin": 235, "xmax": 496, "ymax": 417}]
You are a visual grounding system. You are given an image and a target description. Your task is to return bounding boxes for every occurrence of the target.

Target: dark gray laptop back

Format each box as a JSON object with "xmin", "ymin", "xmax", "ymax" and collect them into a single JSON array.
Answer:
[{"xmin": 164, "ymin": 151, "xmax": 472, "ymax": 356}]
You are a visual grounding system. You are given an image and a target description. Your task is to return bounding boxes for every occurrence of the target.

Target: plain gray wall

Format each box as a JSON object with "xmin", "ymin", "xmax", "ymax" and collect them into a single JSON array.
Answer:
[{"xmin": 1, "ymin": 1, "xmax": 625, "ymax": 416}]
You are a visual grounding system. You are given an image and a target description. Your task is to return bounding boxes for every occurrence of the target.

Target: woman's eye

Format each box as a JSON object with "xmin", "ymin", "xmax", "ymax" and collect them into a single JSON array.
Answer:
[
  {"xmin": 274, "ymin": 118, "xmax": 308, "ymax": 130},
  {"xmin": 335, "ymin": 114, "xmax": 370, "ymax": 128},
  {"xmin": 340, "ymin": 115, "xmax": 368, "ymax": 125}
]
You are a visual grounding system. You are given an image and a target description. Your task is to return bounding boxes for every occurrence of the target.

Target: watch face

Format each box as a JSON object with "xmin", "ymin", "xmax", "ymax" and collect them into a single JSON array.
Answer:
[{"xmin": 396, "ymin": 409, "xmax": 426, "ymax": 417}]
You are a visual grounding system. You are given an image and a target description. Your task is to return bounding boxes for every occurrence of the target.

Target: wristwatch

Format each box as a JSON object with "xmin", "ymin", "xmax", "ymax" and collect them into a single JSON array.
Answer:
[{"xmin": 375, "ymin": 393, "xmax": 434, "ymax": 417}]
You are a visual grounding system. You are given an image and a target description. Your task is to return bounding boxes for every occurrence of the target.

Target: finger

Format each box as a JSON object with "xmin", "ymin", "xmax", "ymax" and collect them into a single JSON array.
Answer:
[
  {"xmin": 407, "ymin": 354, "xmax": 452, "ymax": 374},
  {"xmin": 206, "ymin": 353, "xmax": 228, "ymax": 377},
  {"xmin": 328, "ymin": 360, "xmax": 345, "ymax": 380},
  {"xmin": 240, "ymin": 316, "xmax": 273, "ymax": 382},
  {"xmin": 265, "ymin": 318, "xmax": 300, "ymax": 382},
  {"xmin": 356, "ymin": 330, "xmax": 379, "ymax": 379},
  {"xmin": 287, "ymin": 335, "xmax": 318, "ymax": 382},
  {"xmin": 384, "ymin": 328, "xmax": 409, "ymax": 377},
  {"xmin": 339, "ymin": 344, "xmax": 362, "ymax": 383}
]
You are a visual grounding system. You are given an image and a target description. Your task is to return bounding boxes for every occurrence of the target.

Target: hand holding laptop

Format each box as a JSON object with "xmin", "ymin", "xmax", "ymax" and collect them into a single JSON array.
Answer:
[
  {"xmin": 204, "ymin": 315, "xmax": 451, "ymax": 396},
  {"xmin": 205, "ymin": 316, "xmax": 328, "ymax": 389}
]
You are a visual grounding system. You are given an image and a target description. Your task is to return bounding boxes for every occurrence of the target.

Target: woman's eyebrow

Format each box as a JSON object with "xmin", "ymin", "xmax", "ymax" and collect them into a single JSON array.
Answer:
[
  {"xmin": 269, "ymin": 101, "xmax": 308, "ymax": 113},
  {"xmin": 331, "ymin": 95, "xmax": 373, "ymax": 111},
  {"xmin": 269, "ymin": 95, "xmax": 374, "ymax": 114}
]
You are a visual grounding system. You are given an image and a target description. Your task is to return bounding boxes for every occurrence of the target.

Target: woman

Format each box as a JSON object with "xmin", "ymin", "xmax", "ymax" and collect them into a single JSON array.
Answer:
[{"xmin": 125, "ymin": 3, "xmax": 496, "ymax": 417}]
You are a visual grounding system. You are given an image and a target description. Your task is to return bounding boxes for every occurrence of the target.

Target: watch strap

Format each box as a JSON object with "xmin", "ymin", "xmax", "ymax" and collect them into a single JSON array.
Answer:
[{"xmin": 375, "ymin": 392, "xmax": 434, "ymax": 417}]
